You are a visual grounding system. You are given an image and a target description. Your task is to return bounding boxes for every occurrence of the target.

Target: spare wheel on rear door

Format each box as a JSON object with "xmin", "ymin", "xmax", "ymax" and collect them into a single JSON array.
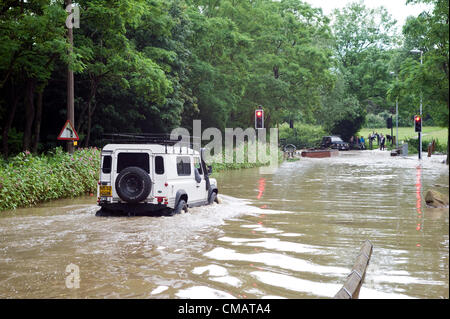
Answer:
[{"xmin": 115, "ymin": 166, "xmax": 152, "ymax": 203}]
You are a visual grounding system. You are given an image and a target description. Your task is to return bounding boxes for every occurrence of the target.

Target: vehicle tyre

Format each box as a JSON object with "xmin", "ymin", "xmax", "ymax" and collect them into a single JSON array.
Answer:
[
  {"xmin": 115, "ymin": 167, "xmax": 151, "ymax": 203},
  {"xmin": 170, "ymin": 199, "xmax": 188, "ymax": 216},
  {"xmin": 95, "ymin": 208, "xmax": 108, "ymax": 217},
  {"xmin": 208, "ymin": 191, "xmax": 217, "ymax": 205},
  {"xmin": 95, "ymin": 207, "xmax": 118, "ymax": 217}
]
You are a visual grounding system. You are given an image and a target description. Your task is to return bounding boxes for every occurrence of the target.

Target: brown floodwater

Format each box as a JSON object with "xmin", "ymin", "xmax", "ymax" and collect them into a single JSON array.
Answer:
[{"xmin": 0, "ymin": 151, "xmax": 448, "ymax": 299}]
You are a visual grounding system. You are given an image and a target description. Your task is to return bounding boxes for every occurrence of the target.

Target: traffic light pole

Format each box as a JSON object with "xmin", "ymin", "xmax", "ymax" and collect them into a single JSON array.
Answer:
[
  {"xmin": 419, "ymin": 51, "xmax": 423, "ymax": 160},
  {"xmin": 410, "ymin": 49, "xmax": 423, "ymax": 160},
  {"xmin": 418, "ymin": 93, "xmax": 422, "ymax": 160},
  {"xmin": 415, "ymin": 115, "xmax": 422, "ymax": 159},
  {"xmin": 391, "ymin": 121, "xmax": 394, "ymax": 146},
  {"xmin": 418, "ymin": 95, "xmax": 422, "ymax": 159},
  {"xmin": 395, "ymin": 97, "xmax": 398, "ymax": 149}
]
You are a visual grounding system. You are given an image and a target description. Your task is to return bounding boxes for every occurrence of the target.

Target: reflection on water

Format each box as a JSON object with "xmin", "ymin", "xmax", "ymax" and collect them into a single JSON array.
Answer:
[{"xmin": 0, "ymin": 151, "xmax": 448, "ymax": 299}]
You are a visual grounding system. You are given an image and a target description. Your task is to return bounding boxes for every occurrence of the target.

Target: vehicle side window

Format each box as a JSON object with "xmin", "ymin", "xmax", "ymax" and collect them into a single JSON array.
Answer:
[
  {"xmin": 194, "ymin": 157, "xmax": 203, "ymax": 175},
  {"xmin": 177, "ymin": 156, "xmax": 191, "ymax": 176},
  {"xmin": 155, "ymin": 156, "xmax": 164, "ymax": 175},
  {"xmin": 117, "ymin": 153, "xmax": 149, "ymax": 173},
  {"xmin": 102, "ymin": 155, "xmax": 112, "ymax": 174}
]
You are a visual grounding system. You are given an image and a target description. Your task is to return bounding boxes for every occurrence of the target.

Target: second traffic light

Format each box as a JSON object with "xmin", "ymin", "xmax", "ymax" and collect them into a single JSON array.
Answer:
[
  {"xmin": 414, "ymin": 115, "xmax": 422, "ymax": 132},
  {"xmin": 387, "ymin": 117, "xmax": 392, "ymax": 129},
  {"xmin": 255, "ymin": 109, "xmax": 264, "ymax": 129}
]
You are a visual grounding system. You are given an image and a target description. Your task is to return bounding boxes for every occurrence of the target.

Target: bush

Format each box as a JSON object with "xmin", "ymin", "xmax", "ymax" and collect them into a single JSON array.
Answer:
[
  {"xmin": 403, "ymin": 137, "xmax": 447, "ymax": 155},
  {"xmin": 364, "ymin": 112, "xmax": 387, "ymax": 128},
  {"xmin": 279, "ymin": 123, "xmax": 326, "ymax": 149},
  {"xmin": 0, "ymin": 147, "xmax": 100, "ymax": 211},
  {"xmin": 208, "ymin": 141, "xmax": 283, "ymax": 172}
]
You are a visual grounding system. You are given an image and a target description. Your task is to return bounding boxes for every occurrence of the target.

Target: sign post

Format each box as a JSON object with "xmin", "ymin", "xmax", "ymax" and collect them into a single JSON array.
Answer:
[{"xmin": 66, "ymin": 0, "xmax": 75, "ymax": 154}]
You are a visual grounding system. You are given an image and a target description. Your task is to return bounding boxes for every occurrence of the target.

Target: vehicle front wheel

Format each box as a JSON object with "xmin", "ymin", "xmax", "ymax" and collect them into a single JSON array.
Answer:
[
  {"xmin": 208, "ymin": 192, "xmax": 218, "ymax": 205},
  {"xmin": 170, "ymin": 199, "xmax": 188, "ymax": 216}
]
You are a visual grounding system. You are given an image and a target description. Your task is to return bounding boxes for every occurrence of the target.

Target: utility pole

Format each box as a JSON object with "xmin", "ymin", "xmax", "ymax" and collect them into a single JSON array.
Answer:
[{"xmin": 66, "ymin": 0, "xmax": 74, "ymax": 154}]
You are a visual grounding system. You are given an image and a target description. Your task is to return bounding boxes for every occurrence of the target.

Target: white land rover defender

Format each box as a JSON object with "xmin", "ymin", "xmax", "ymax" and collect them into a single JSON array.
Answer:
[{"xmin": 96, "ymin": 134, "xmax": 219, "ymax": 216}]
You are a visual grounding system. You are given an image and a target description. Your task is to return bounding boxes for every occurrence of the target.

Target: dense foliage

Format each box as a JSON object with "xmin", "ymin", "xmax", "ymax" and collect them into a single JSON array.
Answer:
[
  {"xmin": 0, "ymin": 147, "xmax": 100, "ymax": 210},
  {"xmin": 279, "ymin": 122, "xmax": 326, "ymax": 149},
  {"xmin": 0, "ymin": 0, "xmax": 448, "ymax": 158}
]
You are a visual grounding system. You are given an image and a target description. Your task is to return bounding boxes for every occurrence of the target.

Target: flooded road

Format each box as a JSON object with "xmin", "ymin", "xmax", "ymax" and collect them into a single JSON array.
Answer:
[{"xmin": 0, "ymin": 151, "xmax": 448, "ymax": 299}]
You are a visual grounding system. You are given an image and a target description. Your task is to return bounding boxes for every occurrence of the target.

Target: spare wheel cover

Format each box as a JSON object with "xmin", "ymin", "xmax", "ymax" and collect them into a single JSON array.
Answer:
[{"xmin": 115, "ymin": 166, "xmax": 152, "ymax": 203}]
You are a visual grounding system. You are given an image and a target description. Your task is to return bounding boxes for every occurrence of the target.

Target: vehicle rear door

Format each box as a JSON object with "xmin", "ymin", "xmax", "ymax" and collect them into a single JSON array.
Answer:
[
  {"xmin": 112, "ymin": 150, "xmax": 152, "ymax": 200},
  {"xmin": 98, "ymin": 150, "xmax": 113, "ymax": 198},
  {"xmin": 152, "ymin": 155, "xmax": 168, "ymax": 199}
]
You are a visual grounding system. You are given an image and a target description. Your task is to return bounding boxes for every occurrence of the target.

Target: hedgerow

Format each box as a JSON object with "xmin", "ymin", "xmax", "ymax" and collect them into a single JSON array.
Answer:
[
  {"xmin": 0, "ymin": 147, "xmax": 100, "ymax": 211},
  {"xmin": 209, "ymin": 141, "xmax": 283, "ymax": 172}
]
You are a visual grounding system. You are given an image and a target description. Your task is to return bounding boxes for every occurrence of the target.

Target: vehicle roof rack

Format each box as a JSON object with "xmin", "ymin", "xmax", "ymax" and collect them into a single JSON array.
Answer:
[
  {"xmin": 102, "ymin": 133, "xmax": 193, "ymax": 145},
  {"xmin": 102, "ymin": 133, "xmax": 200, "ymax": 154}
]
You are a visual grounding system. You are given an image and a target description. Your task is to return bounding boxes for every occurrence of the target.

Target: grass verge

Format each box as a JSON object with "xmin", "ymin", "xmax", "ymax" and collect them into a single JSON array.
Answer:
[{"xmin": 358, "ymin": 126, "xmax": 448, "ymax": 148}]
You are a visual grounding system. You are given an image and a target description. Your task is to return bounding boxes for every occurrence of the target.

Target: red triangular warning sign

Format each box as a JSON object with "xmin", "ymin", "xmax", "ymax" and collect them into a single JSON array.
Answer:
[{"xmin": 57, "ymin": 120, "xmax": 79, "ymax": 140}]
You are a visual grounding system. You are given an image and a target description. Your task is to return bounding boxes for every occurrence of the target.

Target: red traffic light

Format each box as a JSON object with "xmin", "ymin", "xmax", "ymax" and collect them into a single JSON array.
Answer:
[
  {"xmin": 414, "ymin": 115, "xmax": 422, "ymax": 132},
  {"xmin": 255, "ymin": 109, "xmax": 264, "ymax": 129}
]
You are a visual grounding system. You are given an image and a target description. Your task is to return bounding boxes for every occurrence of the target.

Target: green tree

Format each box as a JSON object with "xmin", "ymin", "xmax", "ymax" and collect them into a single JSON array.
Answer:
[
  {"xmin": 327, "ymin": 1, "xmax": 398, "ymax": 139},
  {"xmin": 319, "ymin": 75, "xmax": 365, "ymax": 141},
  {"xmin": 73, "ymin": 0, "xmax": 172, "ymax": 146},
  {"xmin": 186, "ymin": 0, "xmax": 333, "ymax": 130},
  {"xmin": 0, "ymin": 1, "xmax": 85, "ymax": 156},
  {"xmin": 394, "ymin": 0, "xmax": 448, "ymax": 163}
]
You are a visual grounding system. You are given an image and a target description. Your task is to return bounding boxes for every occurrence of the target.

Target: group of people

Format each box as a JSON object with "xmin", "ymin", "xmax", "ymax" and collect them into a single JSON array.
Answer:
[
  {"xmin": 348, "ymin": 131, "xmax": 391, "ymax": 151},
  {"xmin": 349, "ymin": 135, "xmax": 366, "ymax": 150},
  {"xmin": 368, "ymin": 132, "xmax": 386, "ymax": 150}
]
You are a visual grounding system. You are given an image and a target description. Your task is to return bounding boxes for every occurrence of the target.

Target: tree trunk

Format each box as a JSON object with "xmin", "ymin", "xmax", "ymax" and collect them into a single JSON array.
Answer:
[
  {"xmin": 22, "ymin": 78, "xmax": 36, "ymax": 152},
  {"xmin": 446, "ymin": 127, "xmax": 449, "ymax": 165},
  {"xmin": 83, "ymin": 79, "xmax": 98, "ymax": 147},
  {"xmin": 32, "ymin": 90, "xmax": 43, "ymax": 154},
  {"xmin": 84, "ymin": 101, "xmax": 92, "ymax": 147},
  {"xmin": 447, "ymin": 100, "xmax": 449, "ymax": 165},
  {"xmin": 265, "ymin": 114, "xmax": 271, "ymax": 130},
  {"xmin": 2, "ymin": 89, "xmax": 19, "ymax": 158},
  {"xmin": 273, "ymin": 66, "xmax": 279, "ymax": 79}
]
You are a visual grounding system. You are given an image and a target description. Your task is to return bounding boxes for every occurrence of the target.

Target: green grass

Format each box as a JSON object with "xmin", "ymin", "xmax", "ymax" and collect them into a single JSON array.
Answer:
[{"xmin": 358, "ymin": 126, "xmax": 448, "ymax": 147}]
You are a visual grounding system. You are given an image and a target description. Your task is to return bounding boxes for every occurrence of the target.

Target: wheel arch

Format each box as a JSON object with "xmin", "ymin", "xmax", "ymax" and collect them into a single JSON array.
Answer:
[{"xmin": 175, "ymin": 189, "xmax": 188, "ymax": 206}]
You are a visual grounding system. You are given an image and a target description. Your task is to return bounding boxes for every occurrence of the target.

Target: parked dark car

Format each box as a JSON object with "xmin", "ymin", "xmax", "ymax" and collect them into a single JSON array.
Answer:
[{"xmin": 320, "ymin": 136, "xmax": 349, "ymax": 151}]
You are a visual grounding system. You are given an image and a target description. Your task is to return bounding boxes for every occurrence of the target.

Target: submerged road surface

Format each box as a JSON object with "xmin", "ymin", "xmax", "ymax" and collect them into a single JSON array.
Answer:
[{"xmin": 0, "ymin": 151, "xmax": 448, "ymax": 298}]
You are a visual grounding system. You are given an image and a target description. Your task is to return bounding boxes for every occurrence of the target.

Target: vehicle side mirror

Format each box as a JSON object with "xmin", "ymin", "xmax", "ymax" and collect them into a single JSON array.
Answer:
[{"xmin": 207, "ymin": 165, "xmax": 212, "ymax": 174}]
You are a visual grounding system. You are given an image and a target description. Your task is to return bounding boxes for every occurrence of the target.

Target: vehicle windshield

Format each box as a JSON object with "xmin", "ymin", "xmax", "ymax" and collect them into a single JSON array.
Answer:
[{"xmin": 331, "ymin": 137, "xmax": 343, "ymax": 142}]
